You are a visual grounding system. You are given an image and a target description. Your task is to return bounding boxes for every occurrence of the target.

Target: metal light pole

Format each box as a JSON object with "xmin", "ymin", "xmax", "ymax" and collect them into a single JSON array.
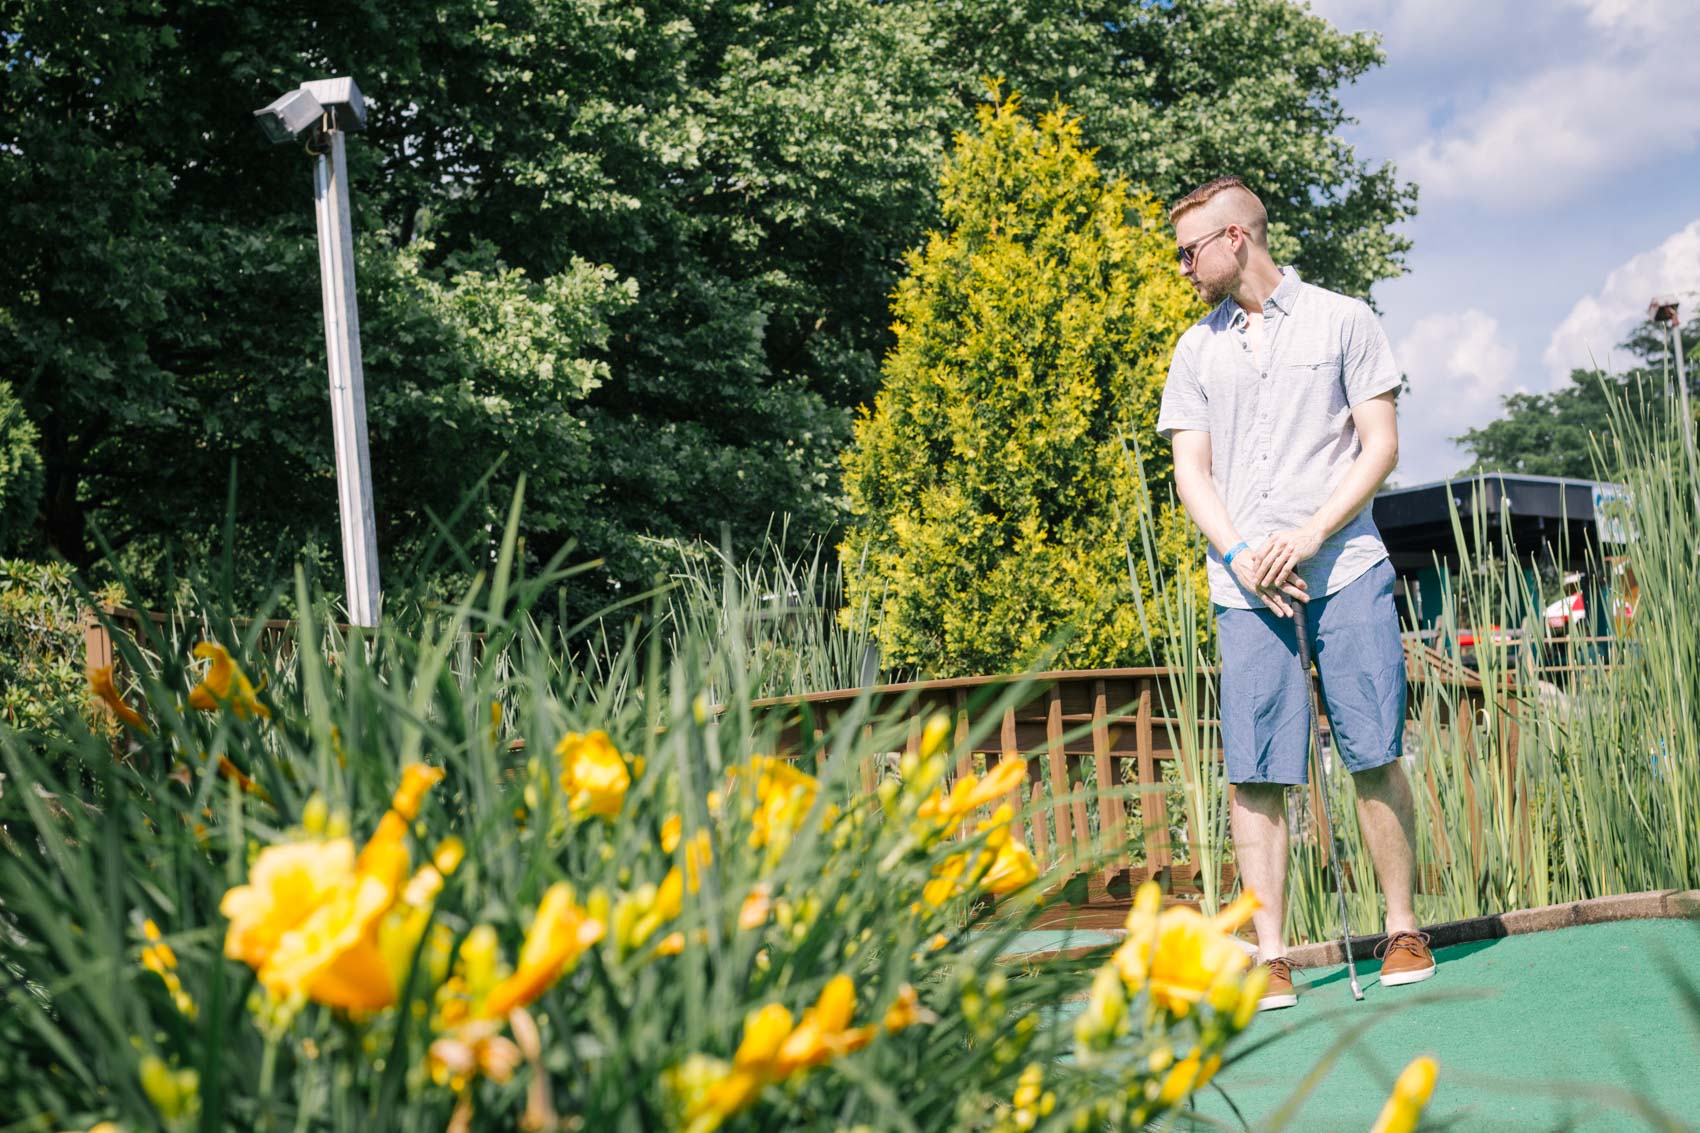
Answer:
[
  {"xmin": 256, "ymin": 78, "xmax": 381, "ymax": 626},
  {"xmin": 1652, "ymin": 289, "xmax": 1693, "ymax": 523}
]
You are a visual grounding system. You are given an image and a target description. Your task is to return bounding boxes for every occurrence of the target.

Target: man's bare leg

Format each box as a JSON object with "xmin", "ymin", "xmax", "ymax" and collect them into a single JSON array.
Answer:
[
  {"xmin": 1351, "ymin": 760, "xmax": 1418, "ymax": 935},
  {"xmin": 1230, "ymin": 783, "xmax": 1289, "ymax": 959}
]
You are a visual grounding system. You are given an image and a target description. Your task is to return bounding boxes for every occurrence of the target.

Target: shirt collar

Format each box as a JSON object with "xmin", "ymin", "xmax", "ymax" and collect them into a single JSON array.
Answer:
[{"xmin": 1226, "ymin": 265, "xmax": 1302, "ymax": 329}]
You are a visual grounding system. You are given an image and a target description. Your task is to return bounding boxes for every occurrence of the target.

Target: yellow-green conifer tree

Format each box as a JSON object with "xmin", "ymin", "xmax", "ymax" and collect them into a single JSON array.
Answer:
[{"xmin": 841, "ymin": 92, "xmax": 1206, "ymax": 677}]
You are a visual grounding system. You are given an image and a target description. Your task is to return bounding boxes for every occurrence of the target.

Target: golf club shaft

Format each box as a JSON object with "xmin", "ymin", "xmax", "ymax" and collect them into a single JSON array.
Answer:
[{"xmin": 1291, "ymin": 602, "xmax": 1364, "ymax": 1000}]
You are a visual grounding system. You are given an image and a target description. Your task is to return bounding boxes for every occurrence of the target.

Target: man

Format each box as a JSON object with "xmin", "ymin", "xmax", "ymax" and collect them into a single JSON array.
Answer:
[{"xmin": 1154, "ymin": 176, "xmax": 1435, "ymax": 1010}]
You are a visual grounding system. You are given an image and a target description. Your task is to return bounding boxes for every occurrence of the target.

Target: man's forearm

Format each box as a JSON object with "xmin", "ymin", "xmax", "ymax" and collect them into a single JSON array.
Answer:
[
  {"xmin": 1302, "ymin": 441, "xmax": 1398, "ymax": 540},
  {"xmin": 1174, "ymin": 468, "xmax": 1245, "ymax": 558}
]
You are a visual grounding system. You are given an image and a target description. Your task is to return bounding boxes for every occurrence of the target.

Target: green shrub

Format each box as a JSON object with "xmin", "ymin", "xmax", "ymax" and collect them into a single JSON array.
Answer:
[
  {"xmin": 0, "ymin": 558, "xmax": 112, "ymax": 731},
  {"xmin": 840, "ymin": 93, "xmax": 1205, "ymax": 679},
  {"xmin": 0, "ymin": 380, "xmax": 43, "ymax": 554}
]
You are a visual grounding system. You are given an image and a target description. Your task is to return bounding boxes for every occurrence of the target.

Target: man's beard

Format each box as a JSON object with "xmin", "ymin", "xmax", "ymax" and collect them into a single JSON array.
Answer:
[{"xmin": 1195, "ymin": 277, "xmax": 1229, "ymax": 305}]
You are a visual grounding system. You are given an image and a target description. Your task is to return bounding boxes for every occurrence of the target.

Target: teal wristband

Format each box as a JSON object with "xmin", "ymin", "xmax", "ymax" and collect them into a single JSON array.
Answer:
[{"xmin": 1224, "ymin": 541, "xmax": 1250, "ymax": 568}]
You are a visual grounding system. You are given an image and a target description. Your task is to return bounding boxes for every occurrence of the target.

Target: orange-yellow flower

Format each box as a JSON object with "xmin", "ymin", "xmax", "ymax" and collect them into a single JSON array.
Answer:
[
  {"xmin": 739, "ymin": 883, "xmax": 772, "ymax": 930},
  {"xmin": 219, "ymin": 765, "xmax": 446, "ymax": 1012},
  {"xmin": 391, "ymin": 763, "xmax": 445, "ymax": 821},
  {"xmin": 557, "ymin": 731, "xmax": 632, "ymax": 819},
  {"xmin": 1370, "ymin": 1056, "xmax": 1439, "ymax": 1133},
  {"xmin": 481, "ymin": 883, "xmax": 605, "ymax": 1018},
  {"xmin": 917, "ymin": 757, "xmax": 1027, "ymax": 836},
  {"xmin": 1157, "ymin": 1047, "xmax": 1224, "ymax": 1105},
  {"xmin": 88, "ymin": 664, "xmax": 149, "ymax": 732},
  {"xmin": 140, "ymin": 918, "xmax": 196, "ymax": 1018},
  {"xmin": 751, "ymin": 757, "xmax": 819, "ymax": 851},
  {"xmin": 428, "ymin": 1018, "xmax": 523, "ymax": 1092},
  {"xmin": 921, "ymin": 804, "xmax": 1037, "ymax": 907},
  {"xmin": 221, "ymin": 837, "xmax": 357, "ymax": 973},
  {"xmin": 883, "ymin": 984, "xmax": 922, "ymax": 1032},
  {"xmin": 187, "ymin": 642, "xmax": 268, "ymax": 719},
  {"xmin": 980, "ymin": 819, "xmax": 1039, "ymax": 895},
  {"xmin": 1112, "ymin": 881, "xmax": 1260, "ymax": 1018},
  {"xmin": 775, "ymin": 975, "xmax": 876, "ymax": 1074},
  {"xmin": 661, "ymin": 815, "xmax": 713, "ymax": 893}
]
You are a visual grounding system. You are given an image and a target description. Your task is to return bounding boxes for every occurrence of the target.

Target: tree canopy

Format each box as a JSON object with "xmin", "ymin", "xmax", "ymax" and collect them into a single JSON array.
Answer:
[
  {"xmin": 1455, "ymin": 317, "xmax": 1700, "ymax": 480},
  {"xmin": 1, "ymin": 0, "xmax": 1414, "ymax": 627}
]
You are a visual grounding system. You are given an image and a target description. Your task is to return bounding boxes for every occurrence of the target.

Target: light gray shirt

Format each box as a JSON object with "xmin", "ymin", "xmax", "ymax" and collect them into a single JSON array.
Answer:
[{"xmin": 1155, "ymin": 267, "xmax": 1402, "ymax": 610}]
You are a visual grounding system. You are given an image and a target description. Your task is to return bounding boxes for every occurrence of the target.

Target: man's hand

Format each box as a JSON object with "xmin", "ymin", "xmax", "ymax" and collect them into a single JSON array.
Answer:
[
  {"xmin": 1253, "ymin": 525, "xmax": 1325, "ymax": 594},
  {"xmin": 1230, "ymin": 546, "xmax": 1309, "ymax": 617}
]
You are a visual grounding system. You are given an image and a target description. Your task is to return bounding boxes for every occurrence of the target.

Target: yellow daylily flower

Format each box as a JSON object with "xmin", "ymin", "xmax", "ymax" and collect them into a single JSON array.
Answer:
[
  {"xmin": 883, "ymin": 984, "xmax": 921, "ymax": 1032},
  {"xmin": 221, "ymin": 837, "xmax": 358, "ymax": 973},
  {"xmin": 665, "ymin": 975, "xmax": 881, "ymax": 1133},
  {"xmin": 981, "ymin": 824, "xmax": 1039, "ymax": 895},
  {"xmin": 427, "ymin": 1018, "xmax": 523, "ymax": 1092},
  {"xmin": 263, "ymin": 875, "xmax": 397, "ymax": 1012},
  {"xmin": 390, "ymin": 763, "xmax": 445, "ymax": 821},
  {"xmin": 1157, "ymin": 1047, "xmax": 1224, "ymax": 1106},
  {"xmin": 481, "ymin": 882, "xmax": 605, "ymax": 1018},
  {"xmin": 921, "ymin": 804, "xmax": 1037, "ymax": 907},
  {"xmin": 739, "ymin": 883, "xmax": 773, "ymax": 930},
  {"xmin": 88, "ymin": 664, "xmax": 149, "ymax": 732},
  {"xmin": 918, "ymin": 756, "xmax": 1028, "ymax": 835},
  {"xmin": 186, "ymin": 642, "xmax": 268, "ymax": 719},
  {"xmin": 139, "ymin": 1054, "xmax": 199, "ymax": 1122},
  {"xmin": 664, "ymin": 1053, "xmax": 758, "ymax": 1133},
  {"xmin": 1111, "ymin": 881, "xmax": 1260, "ymax": 1018},
  {"xmin": 744, "ymin": 756, "xmax": 820, "ymax": 854},
  {"xmin": 557, "ymin": 730, "xmax": 632, "ymax": 819},
  {"xmin": 776, "ymin": 974, "xmax": 876, "ymax": 1075},
  {"xmin": 220, "ymin": 765, "xmax": 446, "ymax": 1012},
  {"xmin": 662, "ymin": 815, "xmax": 714, "ymax": 893},
  {"xmin": 139, "ymin": 919, "xmax": 196, "ymax": 1018},
  {"xmin": 1370, "ymin": 1056, "xmax": 1439, "ymax": 1133}
]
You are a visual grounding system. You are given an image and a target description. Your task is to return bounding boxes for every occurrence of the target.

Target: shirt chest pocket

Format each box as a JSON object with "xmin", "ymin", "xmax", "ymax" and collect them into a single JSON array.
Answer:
[{"xmin": 1281, "ymin": 358, "xmax": 1339, "ymax": 379}]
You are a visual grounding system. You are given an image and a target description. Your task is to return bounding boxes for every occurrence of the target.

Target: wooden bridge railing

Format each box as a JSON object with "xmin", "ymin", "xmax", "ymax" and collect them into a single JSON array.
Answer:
[{"xmin": 749, "ymin": 645, "xmax": 1510, "ymax": 924}]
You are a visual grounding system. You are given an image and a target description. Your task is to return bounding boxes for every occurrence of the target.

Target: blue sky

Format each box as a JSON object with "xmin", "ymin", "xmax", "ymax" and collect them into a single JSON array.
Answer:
[{"xmin": 1306, "ymin": 0, "xmax": 1700, "ymax": 484}]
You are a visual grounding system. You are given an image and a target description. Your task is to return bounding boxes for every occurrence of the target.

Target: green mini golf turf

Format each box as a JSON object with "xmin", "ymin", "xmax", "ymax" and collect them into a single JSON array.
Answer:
[{"xmin": 1168, "ymin": 919, "xmax": 1700, "ymax": 1132}]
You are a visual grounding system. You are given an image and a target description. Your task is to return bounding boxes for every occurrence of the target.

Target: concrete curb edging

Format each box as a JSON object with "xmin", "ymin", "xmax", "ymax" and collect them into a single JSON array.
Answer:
[
  {"xmin": 1007, "ymin": 889, "xmax": 1700, "ymax": 969},
  {"xmin": 1286, "ymin": 888, "xmax": 1700, "ymax": 968}
]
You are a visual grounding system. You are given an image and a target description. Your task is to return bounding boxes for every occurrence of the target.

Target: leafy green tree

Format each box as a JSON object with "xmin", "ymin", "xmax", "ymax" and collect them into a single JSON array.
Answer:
[
  {"xmin": 841, "ymin": 95, "xmax": 1203, "ymax": 678},
  {"xmin": 2, "ymin": 0, "xmax": 1414, "ymax": 630},
  {"xmin": 1456, "ymin": 316, "xmax": 1699, "ymax": 479},
  {"xmin": 915, "ymin": 0, "xmax": 1417, "ymax": 301}
]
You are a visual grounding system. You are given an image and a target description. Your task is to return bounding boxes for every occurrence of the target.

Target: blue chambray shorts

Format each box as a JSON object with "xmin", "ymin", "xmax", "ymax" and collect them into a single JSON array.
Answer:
[{"xmin": 1214, "ymin": 557, "xmax": 1406, "ymax": 786}]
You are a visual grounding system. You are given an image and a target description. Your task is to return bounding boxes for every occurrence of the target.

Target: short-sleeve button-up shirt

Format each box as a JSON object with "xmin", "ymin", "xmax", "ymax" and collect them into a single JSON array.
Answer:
[{"xmin": 1155, "ymin": 267, "xmax": 1402, "ymax": 610}]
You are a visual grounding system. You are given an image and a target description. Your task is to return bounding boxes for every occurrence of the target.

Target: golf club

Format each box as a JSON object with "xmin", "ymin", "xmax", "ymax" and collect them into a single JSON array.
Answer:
[{"xmin": 1291, "ymin": 601, "xmax": 1365, "ymax": 1002}]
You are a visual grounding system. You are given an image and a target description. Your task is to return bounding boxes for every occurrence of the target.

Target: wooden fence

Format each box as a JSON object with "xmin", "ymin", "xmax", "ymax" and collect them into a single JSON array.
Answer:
[{"xmin": 747, "ymin": 643, "xmax": 1514, "ymax": 925}]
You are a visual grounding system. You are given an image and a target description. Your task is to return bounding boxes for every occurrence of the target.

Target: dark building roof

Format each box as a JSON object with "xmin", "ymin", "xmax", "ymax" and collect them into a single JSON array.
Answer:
[{"xmin": 1372, "ymin": 473, "xmax": 1622, "ymax": 567}]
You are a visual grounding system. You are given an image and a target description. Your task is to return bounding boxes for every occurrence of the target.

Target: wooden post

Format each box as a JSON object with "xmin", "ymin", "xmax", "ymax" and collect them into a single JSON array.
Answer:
[
  {"xmin": 1136, "ymin": 678, "xmax": 1169, "ymax": 869},
  {"xmin": 1092, "ymin": 678, "xmax": 1124, "ymax": 863},
  {"xmin": 1046, "ymin": 686, "xmax": 1082, "ymax": 873}
]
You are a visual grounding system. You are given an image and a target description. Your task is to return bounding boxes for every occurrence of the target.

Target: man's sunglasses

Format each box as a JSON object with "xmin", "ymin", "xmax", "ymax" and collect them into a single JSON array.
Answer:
[{"xmin": 1176, "ymin": 225, "xmax": 1234, "ymax": 269}]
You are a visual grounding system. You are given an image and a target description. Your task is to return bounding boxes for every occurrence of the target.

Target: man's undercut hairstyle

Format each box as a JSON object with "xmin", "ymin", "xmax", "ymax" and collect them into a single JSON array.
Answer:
[{"xmin": 1170, "ymin": 175, "xmax": 1269, "ymax": 248}]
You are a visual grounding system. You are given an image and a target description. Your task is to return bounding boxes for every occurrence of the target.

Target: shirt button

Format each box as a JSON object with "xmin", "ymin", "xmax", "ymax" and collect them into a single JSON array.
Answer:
[{"xmin": 1261, "ymin": 372, "xmax": 1268, "ymax": 380}]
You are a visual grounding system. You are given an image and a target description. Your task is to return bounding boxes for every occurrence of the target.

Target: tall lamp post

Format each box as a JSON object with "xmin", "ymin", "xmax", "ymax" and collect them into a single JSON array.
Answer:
[
  {"xmin": 254, "ymin": 78, "xmax": 381, "ymax": 626},
  {"xmin": 1649, "ymin": 295, "xmax": 1697, "ymax": 508}
]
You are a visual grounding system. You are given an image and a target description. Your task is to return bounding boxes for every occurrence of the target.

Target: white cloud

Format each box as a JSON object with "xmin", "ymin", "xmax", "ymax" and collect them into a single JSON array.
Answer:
[
  {"xmin": 1544, "ymin": 219, "xmax": 1700, "ymax": 379},
  {"xmin": 1393, "ymin": 309, "xmax": 1521, "ymax": 482},
  {"xmin": 1403, "ymin": 60, "xmax": 1700, "ymax": 206},
  {"xmin": 1309, "ymin": 0, "xmax": 1700, "ymax": 207}
]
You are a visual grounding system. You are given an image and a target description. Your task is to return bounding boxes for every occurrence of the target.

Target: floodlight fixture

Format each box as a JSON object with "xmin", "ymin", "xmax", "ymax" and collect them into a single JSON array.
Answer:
[
  {"xmin": 299, "ymin": 76, "xmax": 367, "ymax": 131},
  {"xmin": 253, "ymin": 87, "xmax": 325, "ymax": 145},
  {"xmin": 1649, "ymin": 295, "xmax": 1681, "ymax": 327}
]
